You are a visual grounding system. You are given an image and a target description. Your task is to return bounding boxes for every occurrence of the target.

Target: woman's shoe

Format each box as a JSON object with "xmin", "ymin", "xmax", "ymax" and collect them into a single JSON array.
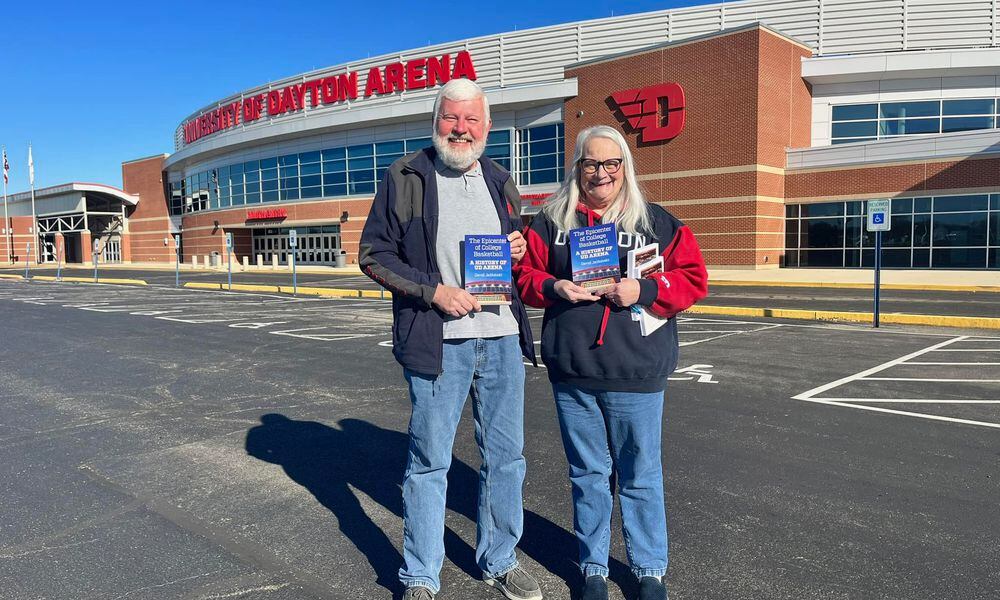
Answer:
[
  {"xmin": 581, "ymin": 574, "xmax": 608, "ymax": 600},
  {"xmin": 637, "ymin": 576, "xmax": 667, "ymax": 600}
]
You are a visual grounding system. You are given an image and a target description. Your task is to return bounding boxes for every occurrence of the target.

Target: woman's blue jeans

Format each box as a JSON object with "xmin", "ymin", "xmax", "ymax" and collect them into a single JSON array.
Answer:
[
  {"xmin": 553, "ymin": 382, "xmax": 669, "ymax": 579},
  {"xmin": 400, "ymin": 336, "xmax": 526, "ymax": 593}
]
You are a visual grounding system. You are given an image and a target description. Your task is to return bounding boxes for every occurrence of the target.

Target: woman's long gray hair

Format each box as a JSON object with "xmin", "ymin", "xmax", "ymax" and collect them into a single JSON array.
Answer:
[{"xmin": 542, "ymin": 125, "xmax": 652, "ymax": 235}]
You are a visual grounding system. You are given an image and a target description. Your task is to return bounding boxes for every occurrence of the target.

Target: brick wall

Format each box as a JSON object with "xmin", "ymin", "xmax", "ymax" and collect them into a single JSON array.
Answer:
[
  {"xmin": 565, "ymin": 24, "xmax": 812, "ymax": 268},
  {"xmin": 122, "ymin": 155, "xmax": 173, "ymax": 263}
]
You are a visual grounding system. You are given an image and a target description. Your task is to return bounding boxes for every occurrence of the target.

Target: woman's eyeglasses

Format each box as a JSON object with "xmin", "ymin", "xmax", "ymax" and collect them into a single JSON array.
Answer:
[{"xmin": 578, "ymin": 158, "xmax": 623, "ymax": 175}]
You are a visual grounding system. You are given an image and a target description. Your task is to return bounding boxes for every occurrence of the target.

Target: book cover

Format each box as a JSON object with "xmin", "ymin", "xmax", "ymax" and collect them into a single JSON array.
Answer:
[
  {"xmin": 626, "ymin": 244, "xmax": 668, "ymax": 336},
  {"xmin": 569, "ymin": 222, "xmax": 621, "ymax": 290},
  {"xmin": 464, "ymin": 234, "xmax": 512, "ymax": 305}
]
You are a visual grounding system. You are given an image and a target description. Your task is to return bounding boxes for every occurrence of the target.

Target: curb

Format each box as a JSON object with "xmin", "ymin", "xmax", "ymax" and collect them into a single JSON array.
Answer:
[
  {"xmin": 708, "ymin": 280, "xmax": 1000, "ymax": 293},
  {"xmin": 183, "ymin": 282, "xmax": 389, "ymax": 299},
  {"xmin": 0, "ymin": 273, "xmax": 23, "ymax": 280},
  {"xmin": 31, "ymin": 276, "xmax": 148, "ymax": 286},
  {"xmin": 686, "ymin": 304, "xmax": 1000, "ymax": 330}
]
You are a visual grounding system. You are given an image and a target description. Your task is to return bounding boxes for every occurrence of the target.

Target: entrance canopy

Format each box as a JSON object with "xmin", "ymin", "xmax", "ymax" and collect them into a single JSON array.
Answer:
[{"xmin": 5, "ymin": 182, "xmax": 139, "ymax": 233}]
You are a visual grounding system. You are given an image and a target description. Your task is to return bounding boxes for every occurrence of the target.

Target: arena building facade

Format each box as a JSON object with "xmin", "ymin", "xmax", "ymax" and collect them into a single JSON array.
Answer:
[{"xmin": 5, "ymin": 0, "xmax": 1000, "ymax": 270}]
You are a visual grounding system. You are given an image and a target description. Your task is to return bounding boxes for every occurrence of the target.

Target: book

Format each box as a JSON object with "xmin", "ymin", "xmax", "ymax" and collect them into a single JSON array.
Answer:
[
  {"xmin": 568, "ymin": 222, "xmax": 621, "ymax": 291},
  {"xmin": 626, "ymin": 244, "xmax": 669, "ymax": 336},
  {"xmin": 464, "ymin": 234, "xmax": 512, "ymax": 305}
]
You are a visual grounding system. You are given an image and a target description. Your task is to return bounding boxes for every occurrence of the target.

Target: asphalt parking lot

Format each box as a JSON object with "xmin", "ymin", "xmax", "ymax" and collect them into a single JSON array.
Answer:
[{"xmin": 1, "ymin": 280, "xmax": 998, "ymax": 600}]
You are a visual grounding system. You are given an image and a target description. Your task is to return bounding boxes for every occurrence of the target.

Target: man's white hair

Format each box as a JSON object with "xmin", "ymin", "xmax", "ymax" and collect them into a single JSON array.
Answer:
[{"xmin": 432, "ymin": 78, "xmax": 490, "ymax": 123}]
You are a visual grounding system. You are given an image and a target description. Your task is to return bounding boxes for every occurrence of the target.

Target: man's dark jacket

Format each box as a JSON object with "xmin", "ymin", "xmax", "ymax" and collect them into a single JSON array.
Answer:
[{"xmin": 358, "ymin": 147, "xmax": 536, "ymax": 375}]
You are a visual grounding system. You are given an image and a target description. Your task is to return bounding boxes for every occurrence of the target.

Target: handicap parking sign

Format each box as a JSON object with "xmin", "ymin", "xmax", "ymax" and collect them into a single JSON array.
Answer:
[{"xmin": 867, "ymin": 199, "xmax": 891, "ymax": 232}]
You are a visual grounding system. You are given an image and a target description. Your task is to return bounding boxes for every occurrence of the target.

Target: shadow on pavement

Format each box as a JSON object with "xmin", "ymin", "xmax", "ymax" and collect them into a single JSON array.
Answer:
[{"xmin": 244, "ymin": 414, "xmax": 629, "ymax": 598}]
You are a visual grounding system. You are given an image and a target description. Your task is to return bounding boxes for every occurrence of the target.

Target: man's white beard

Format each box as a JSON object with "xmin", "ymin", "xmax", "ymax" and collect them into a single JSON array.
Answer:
[{"xmin": 433, "ymin": 131, "xmax": 486, "ymax": 171}]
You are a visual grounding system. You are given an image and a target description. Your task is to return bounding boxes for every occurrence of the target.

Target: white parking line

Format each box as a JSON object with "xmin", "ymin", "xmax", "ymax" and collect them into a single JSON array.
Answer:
[{"xmin": 793, "ymin": 335, "xmax": 1000, "ymax": 429}]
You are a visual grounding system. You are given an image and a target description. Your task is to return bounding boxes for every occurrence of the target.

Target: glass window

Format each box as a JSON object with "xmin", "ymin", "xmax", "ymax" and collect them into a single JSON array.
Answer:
[
  {"xmin": 800, "ymin": 203, "xmax": 844, "ymax": 218},
  {"xmin": 846, "ymin": 217, "xmax": 863, "ymax": 247},
  {"xmin": 323, "ymin": 184, "xmax": 347, "ymax": 197},
  {"xmin": 913, "ymin": 197, "xmax": 932, "ymax": 213},
  {"xmin": 785, "ymin": 220, "xmax": 799, "ymax": 249},
  {"xmin": 281, "ymin": 177, "xmax": 299, "ymax": 191},
  {"xmin": 244, "ymin": 170, "xmax": 260, "ymax": 183},
  {"xmin": 301, "ymin": 175, "xmax": 321, "ymax": 188},
  {"xmin": 300, "ymin": 162, "xmax": 321, "ymax": 176},
  {"xmin": 323, "ymin": 159, "xmax": 346, "ymax": 173},
  {"xmin": 261, "ymin": 168, "xmax": 278, "ymax": 181},
  {"xmin": 884, "ymin": 215, "xmax": 913, "ymax": 247},
  {"xmin": 832, "ymin": 137, "xmax": 876, "ymax": 145},
  {"xmin": 406, "ymin": 137, "xmax": 432, "ymax": 151},
  {"xmin": 299, "ymin": 151, "xmax": 321, "ymax": 164},
  {"xmin": 913, "ymin": 248, "xmax": 930, "ymax": 268},
  {"xmin": 350, "ymin": 181, "xmax": 375, "ymax": 195},
  {"xmin": 990, "ymin": 213, "xmax": 999, "ymax": 246},
  {"xmin": 262, "ymin": 190, "xmax": 279, "ymax": 202},
  {"xmin": 891, "ymin": 198, "xmax": 912, "ymax": 214},
  {"xmin": 846, "ymin": 201, "xmax": 863, "ymax": 216},
  {"xmin": 348, "ymin": 144, "xmax": 373, "ymax": 158},
  {"xmin": 832, "ymin": 121, "xmax": 878, "ymax": 139},
  {"xmin": 881, "ymin": 249, "xmax": 912, "ymax": 268},
  {"xmin": 880, "ymin": 118, "xmax": 940, "ymax": 136},
  {"xmin": 278, "ymin": 154, "xmax": 298, "ymax": 166},
  {"xmin": 322, "ymin": 147, "xmax": 345, "ymax": 161},
  {"xmin": 301, "ymin": 187, "xmax": 322, "ymax": 199},
  {"xmin": 229, "ymin": 163, "xmax": 243, "ymax": 175},
  {"xmin": 934, "ymin": 195, "xmax": 989, "ymax": 212},
  {"xmin": 880, "ymin": 101, "xmax": 940, "ymax": 119},
  {"xmin": 991, "ymin": 194, "xmax": 1000, "ymax": 210},
  {"xmin": 845, "ymin": 249, "xmax": 860, "ymax": 267},
  {"xmin": 832, "ymin": 104, "xmax": 878, "ymax": 121},
  {"xmin": 913, "ymin": 214, "xmax": 932, "ymax": 247},
  {"xmin": 799, "ymin": 249, "xmax": 844, "ymax": 267},
  {"xmin": 942, "ymin": 116, "xmax": 994, "ymax": 133},
  {"xmin": 261, "ymin": 179, "xmax": 278, "ymax": 192},
  {"xmin": 785, "ymin": 205, "xmax": 799, "ymax": 218},
  {"xmin": 260, "ymin": 157, "xmax": 277, "ymax": 169},
  {"xmin": 279, "ymin": 165, "xmax": 299, "ymax": 178},
  {"xmin": 932, "ymin": 213, "xmax": 988, "ymax": 246},
  {"xmin": 244, "ymin": 160, "xmax": 259, "ymax": 173},
  {"xmin": 324, "ymin": 172, "xmax": 346, "ymax": 185},
  {"xmin": 782, "ymin": 250, "xmax": 799, "ymax": 267},
  {"xmin": 933, "ymin": 248, "xmax": 987, "ymax": 268},
  {"xmin": 349, "ymin": 156, "xmax": 374, "ymax": 170},
  {"xmin": 802, "ymin": 218, "xmax": 845, "ymax": 248},
  {"xmin": 942, "ymin": 99, "xmax": 995, "ymax": 116},
  {"xmin": 375, "ymin": 140, "xmax": 405, "ymax": 155}
]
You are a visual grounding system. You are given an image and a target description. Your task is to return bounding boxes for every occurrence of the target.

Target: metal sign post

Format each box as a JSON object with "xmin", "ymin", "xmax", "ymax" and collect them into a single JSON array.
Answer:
[
  {"xmin": 174, "ymin": 234, "xmax": 181, "ymax": 287},
  {"xmin": 866, "ymin": 199, "xmax": 891, "ymax": 328},
  {"xmin": 24, "ymin": 242, "xmax": 31, "ymax": 279},
  {"xmin": 226, "ymin": 233, "xmax": 234, "ymax": 291},
  {"xmin": 56, "ymin": 240, "xmax": 63, "ymax": 281},
  {"xmin": 93, "ymin": 239, "xmax": 100, "ymax": 282},
  {"xmin": 289, "ymin": 229, "xmax": 298, "ymax": 296}
]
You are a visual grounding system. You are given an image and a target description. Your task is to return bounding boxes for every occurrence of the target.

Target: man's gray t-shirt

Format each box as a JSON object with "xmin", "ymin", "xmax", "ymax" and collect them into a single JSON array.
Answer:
[{"xmin": 434, "ymin": 158, "xmax": 519, "ymax": 340}]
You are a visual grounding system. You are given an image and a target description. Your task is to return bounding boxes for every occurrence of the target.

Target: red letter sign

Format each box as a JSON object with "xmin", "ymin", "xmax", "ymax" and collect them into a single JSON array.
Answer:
[{"xmin": 610, "ymin": 83, "xmax": 686, "ymax": 143}]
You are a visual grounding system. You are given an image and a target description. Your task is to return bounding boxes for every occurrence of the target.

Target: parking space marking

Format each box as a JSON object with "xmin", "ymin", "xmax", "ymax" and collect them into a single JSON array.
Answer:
[{"xmin": 793, "ymin": 335, "xmax": 1000, "ymax": 429}]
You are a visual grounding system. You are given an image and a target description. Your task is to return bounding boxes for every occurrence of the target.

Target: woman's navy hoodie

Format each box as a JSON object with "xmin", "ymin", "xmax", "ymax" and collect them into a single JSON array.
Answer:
[{"xmin": 514, "ymin": 203, "xmax": 708, "ymax": 392}]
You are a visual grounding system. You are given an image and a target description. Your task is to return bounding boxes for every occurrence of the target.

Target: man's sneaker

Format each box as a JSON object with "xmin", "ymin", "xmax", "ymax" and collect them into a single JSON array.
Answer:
[
  {"xmin": 403, "ymin": 586, "xmax": 435, "ymax": 600},
  {"xmin": 638, "ymin": 576, "xmax": 668, "ymax": 600},
  {"xmin": 581, "ymin": 574, "xmax": 608, "ymax": 600},
  {"xmin": 485, "ymin": 565, "xmax": 543, "ymax": 600}
]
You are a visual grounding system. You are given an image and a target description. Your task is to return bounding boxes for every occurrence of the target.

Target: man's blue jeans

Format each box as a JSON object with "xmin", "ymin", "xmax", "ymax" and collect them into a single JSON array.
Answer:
[
  {"xmin": 553, "ymin": 383, "xmax": 669, "ymax": 580},
  {"xmin": 400, "ymin": 335, "xmax": 526, "ymax": 593}
]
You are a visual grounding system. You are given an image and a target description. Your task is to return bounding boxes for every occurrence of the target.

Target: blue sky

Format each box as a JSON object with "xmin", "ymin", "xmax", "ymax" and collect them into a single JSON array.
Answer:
[{"xmin": 0, "ymin": 0, "xmax": 702, "ymax": 194}]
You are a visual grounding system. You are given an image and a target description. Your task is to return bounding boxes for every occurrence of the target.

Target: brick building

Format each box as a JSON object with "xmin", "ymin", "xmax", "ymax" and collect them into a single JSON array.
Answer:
[{"xmin": 5, "ymin": 0, "xmax": 1000, "ymax": 270}]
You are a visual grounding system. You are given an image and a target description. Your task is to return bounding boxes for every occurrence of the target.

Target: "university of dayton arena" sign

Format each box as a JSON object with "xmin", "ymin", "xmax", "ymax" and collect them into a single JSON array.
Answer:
[{"xmin": 183, "ymin": 51, "xmax": 478, "ymax": 145}]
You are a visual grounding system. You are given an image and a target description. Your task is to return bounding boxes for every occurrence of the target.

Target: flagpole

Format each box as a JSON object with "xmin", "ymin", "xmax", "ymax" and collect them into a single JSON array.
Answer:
[
  {"xmin": 28, "ymin": 144, "xmax": 38, "ymax": 263},
  {"xmin": 2, "ymin": 147, "xmax": 10, "ymax": 264}
]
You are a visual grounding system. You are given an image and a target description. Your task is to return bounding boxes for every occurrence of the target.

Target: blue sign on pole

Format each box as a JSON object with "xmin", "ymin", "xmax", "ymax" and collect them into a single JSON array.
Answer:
[
  {"xmin": 226, "ymin": 233, "xmax": 233, "ymax": 291},
  {"xmin": 866, "ymin": 200, "xmax": 891, "ymax": 328}
]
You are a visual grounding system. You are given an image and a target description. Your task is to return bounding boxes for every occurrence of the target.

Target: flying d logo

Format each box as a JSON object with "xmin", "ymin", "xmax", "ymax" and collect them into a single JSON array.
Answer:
[{"xmin": 610, "ymin": 83, "xmax": 686, "ymax": 143}]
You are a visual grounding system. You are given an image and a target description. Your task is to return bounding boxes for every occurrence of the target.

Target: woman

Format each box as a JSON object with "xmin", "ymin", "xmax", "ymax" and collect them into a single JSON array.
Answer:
[{"xmin": 514, "ymin": 125, "xmax": 707, "ymax": 600}]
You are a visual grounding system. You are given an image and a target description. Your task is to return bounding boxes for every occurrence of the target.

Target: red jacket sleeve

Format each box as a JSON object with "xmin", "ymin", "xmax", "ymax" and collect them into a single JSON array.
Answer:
[
  {"xmin": 514, "ymin": 225, "xmax": 557, "ymax": 308},
  {"xmin": 639, "ymin": 225, "xmax": 708, "ymax": 318}
]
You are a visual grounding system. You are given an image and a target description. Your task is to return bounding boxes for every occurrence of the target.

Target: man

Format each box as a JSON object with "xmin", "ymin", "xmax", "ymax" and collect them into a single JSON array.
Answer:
[{"xmin": 359, "ymin": 78, "xmax": 542, "ymax": 600}]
